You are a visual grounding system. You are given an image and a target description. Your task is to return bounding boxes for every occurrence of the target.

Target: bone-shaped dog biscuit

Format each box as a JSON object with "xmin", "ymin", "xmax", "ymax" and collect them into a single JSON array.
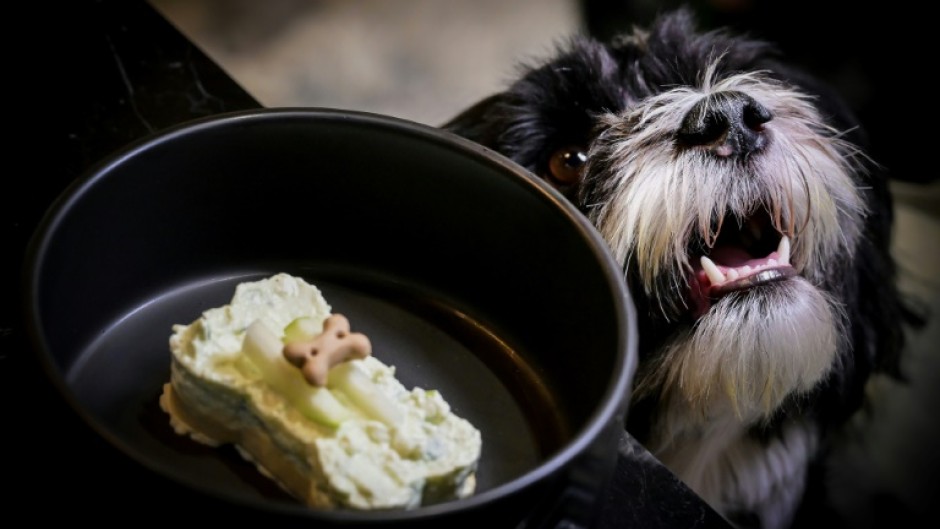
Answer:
[{"xmin": 282, "ymin": 314, "xmax": 372, "ymax": 386}]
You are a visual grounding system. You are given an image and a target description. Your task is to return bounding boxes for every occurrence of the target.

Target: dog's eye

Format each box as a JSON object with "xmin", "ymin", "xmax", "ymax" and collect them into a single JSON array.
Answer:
[{"xmin": 547, "ymin": 146, "xmax": 587, "ymax": 186}]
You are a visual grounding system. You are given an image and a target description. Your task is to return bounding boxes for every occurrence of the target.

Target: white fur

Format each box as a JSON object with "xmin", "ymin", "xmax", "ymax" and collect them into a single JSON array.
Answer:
[
  {"xmin": 650, "ymin": 409, "xmax": 819, "ymax": 529},
  {"xmin": 635, "ymin": 279, "xmax": 845, "ymax": 420}
]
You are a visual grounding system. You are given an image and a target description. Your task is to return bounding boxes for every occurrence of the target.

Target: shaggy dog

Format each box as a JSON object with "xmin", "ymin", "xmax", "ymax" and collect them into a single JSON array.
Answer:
[{"xmin": 444, "ymin": 8, "xmax": 904, "ymax": 529}]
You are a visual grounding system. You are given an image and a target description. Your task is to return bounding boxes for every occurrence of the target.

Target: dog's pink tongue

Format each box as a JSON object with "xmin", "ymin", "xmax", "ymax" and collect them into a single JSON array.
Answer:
[
  {"xmin": 687, "ymin": 246, "xmax": 773, "ymax": 319},
  {"xmin": 709, "ymin": 246, "xmax": 754, "ymax": 267},
  {"xmin": 688, "ymin": 238, "xmax": 797, "ymax": 319}
]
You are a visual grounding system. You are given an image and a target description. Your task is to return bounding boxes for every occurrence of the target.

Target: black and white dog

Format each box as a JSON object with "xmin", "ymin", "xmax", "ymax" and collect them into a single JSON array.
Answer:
[{"xmin": 444, "ymin": 8, "xmax": 904, "ymax": 529}]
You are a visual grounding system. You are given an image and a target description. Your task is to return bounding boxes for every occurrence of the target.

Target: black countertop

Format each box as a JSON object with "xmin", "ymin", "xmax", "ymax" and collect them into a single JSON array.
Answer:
[{"xmin": 2, "ymin": 1, "xmax": 730, "ymax": 526}]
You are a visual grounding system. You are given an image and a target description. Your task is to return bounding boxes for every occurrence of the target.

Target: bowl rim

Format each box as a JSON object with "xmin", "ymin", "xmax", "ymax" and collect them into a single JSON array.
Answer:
[{"xmin": 23, "ymin": 107, "xmax": 639, "ymax": 521}]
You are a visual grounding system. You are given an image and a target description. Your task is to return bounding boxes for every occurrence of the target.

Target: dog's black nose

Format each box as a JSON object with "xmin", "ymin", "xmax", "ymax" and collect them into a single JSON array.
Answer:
[{"xmin": 678, "ymin": 91, "xmax": 773, "ymax": 157}]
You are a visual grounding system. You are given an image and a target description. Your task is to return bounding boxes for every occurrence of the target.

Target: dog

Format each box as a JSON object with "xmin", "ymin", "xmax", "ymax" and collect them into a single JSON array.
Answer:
[{"xmin": 443, "ymin": 8, "xmax": 906, "ymax": 529}]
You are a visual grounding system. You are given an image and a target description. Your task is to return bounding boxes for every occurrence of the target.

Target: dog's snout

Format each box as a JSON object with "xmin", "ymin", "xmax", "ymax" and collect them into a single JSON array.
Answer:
[{"xmin": 678, "ymin": 91, "xmax": 773, "ymax": 157}]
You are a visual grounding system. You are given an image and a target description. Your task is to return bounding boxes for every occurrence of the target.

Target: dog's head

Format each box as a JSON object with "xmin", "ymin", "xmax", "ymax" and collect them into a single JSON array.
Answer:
[{"xmin": 445, "ymin": 8, "xmax": 901, "ymax": 432}]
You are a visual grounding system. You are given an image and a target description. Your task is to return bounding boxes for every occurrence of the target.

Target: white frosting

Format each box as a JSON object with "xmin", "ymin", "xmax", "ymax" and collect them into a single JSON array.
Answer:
[{"xmin": 161, "ymin": 273, "xmax": 482, "ymax": 510}]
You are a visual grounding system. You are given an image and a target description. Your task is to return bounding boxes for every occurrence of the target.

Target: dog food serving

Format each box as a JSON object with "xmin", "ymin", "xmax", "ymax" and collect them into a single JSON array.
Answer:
[{"xmin": 159, "ymin": 273, "xmax": 482, "ymax": 510}]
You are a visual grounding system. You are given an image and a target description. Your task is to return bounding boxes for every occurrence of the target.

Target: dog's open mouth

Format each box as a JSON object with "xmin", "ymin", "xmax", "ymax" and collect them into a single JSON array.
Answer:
[{"xmin": 688, "ymin": 209, "xmax": 797, "ymax": 318}]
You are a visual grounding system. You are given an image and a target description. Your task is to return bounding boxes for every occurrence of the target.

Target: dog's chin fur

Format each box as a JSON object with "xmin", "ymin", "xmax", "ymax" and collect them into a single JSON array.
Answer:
[
  {"xmin": 638, "ymin": 280, "xmax": 844, "ymax": 422},
  {"xmin": 444, "ymin": 7, "xmax": 904, "ymax": 529},
  {"xmin": 640, "ymin": 280, "xmax": 842, "ymax": 528}
]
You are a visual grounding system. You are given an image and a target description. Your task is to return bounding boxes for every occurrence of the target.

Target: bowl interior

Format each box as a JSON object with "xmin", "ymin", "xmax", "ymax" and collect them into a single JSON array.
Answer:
[{"xmin": 27, "ymin": 109, "xmax": 635, "ymax": 522}]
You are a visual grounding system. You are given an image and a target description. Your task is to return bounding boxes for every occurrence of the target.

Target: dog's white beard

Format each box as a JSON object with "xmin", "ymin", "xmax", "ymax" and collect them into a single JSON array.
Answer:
[
  {"xmin": 651, "ymin": 278, "xmax": 843, "ymax": 422},
  {"xmin": 639, "ymin": 278, "xmax": 842, "ymax": 529}
]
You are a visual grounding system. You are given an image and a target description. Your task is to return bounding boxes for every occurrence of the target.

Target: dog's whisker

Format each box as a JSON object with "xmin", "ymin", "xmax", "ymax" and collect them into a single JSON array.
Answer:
[{"xmin": 795, "ymin": 170, "xmax": 812, "ymax": 247}]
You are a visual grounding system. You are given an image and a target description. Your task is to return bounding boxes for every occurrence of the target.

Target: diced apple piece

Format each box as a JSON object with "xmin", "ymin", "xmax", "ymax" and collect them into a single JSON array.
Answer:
[
  {"xmin": 243, "ymin": 319, "xmax": 294, "ymax": 383},
  {"xmin": 303, "ymin": 386, "xmax": 356, "ymax": 428},
  {"xmin": 283, "ymin": 316, "xmax": 321, "ymax": 343},
  {"xmin": 328, "ymin": 362, "xmax": 403, "ymax": 427},
  {"xmin": 242, "ymin": 320, "xmax": 353, "ymax": 427}
]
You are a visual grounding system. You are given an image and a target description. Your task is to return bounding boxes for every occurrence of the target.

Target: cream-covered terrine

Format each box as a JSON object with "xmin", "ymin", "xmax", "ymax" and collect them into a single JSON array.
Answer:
[{"xmin": 159, "ymin": 273, "xmax": 482, "ymax": 509}]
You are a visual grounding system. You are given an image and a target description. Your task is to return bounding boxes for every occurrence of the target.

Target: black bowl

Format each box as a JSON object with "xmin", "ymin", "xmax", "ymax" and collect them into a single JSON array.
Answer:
[{"xmin": 24, "ymin": 108, "xmax": 637, "ymax": 527}]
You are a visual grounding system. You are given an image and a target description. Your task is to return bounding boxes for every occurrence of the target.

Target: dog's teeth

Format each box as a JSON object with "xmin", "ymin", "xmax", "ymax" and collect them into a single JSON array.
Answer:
[
  {"xmin": 741, "ymin": 265, "xmax": 752, "ymax": 275},
  {"xmin": 777, "ymin": 236, "xmax": 791, "ymax": 265},
  {"xmin": 768, "ymin": 258, "xmax": 778, "ymax": 266},
  {"xmin": 700, "ymin": 256, "xmax": 726, "ymax": 285},
  {"xmin": 726, "ymin": 268, "xmax": 740, "ymax": 281}
]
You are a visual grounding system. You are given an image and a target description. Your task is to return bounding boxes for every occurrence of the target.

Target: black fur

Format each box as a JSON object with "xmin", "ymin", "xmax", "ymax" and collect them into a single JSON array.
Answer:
[{"xmin": 444, "ymin": 8, "xmax": 906, "ymax": 527}]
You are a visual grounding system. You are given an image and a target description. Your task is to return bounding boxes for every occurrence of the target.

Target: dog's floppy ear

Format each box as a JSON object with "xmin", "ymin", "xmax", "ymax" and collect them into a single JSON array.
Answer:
[{"xmin": 441, "ymin": 93, "xmax": 510, "ymax": 151}]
